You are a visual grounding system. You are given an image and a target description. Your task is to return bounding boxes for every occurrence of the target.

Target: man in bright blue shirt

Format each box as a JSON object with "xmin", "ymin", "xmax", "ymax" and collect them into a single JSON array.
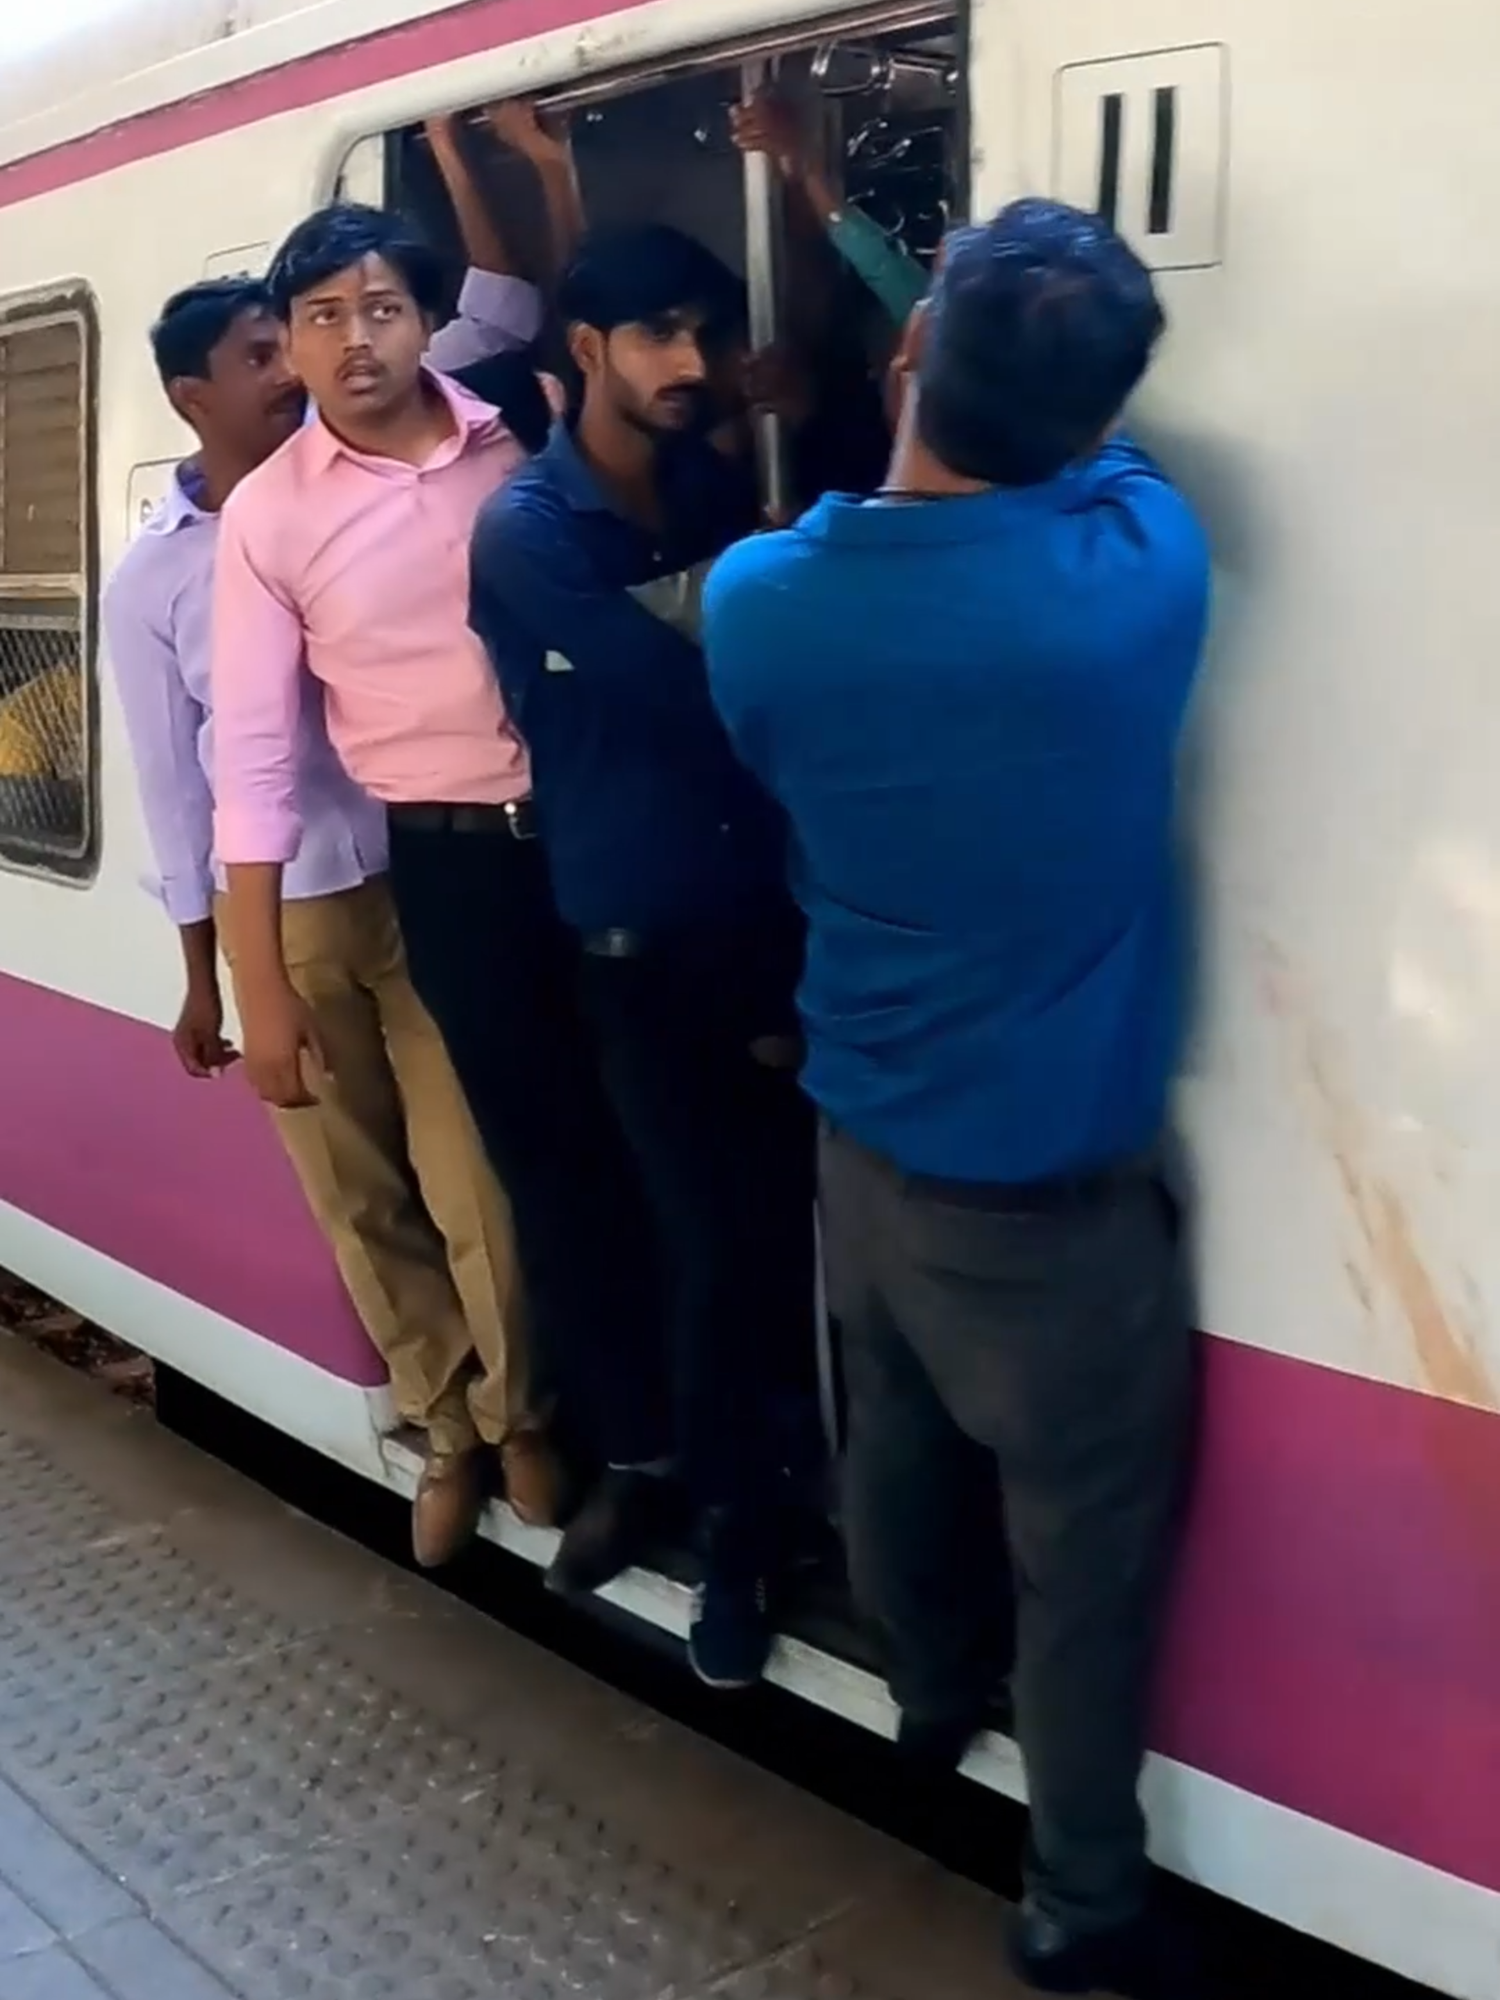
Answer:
[
  {"xmin": 469, "ymin": 226, "xmax": 817, "ymax": 1695},
  {"xmin": 704, "ymin": 200, "xmax": 1209, "ymax": 1997}
]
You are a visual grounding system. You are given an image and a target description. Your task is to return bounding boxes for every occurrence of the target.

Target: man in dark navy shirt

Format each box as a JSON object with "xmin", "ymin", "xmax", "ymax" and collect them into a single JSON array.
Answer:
[
  {"xmin": 705, "ymin": 202, "xmax": 1209, "ymax": 1997},
  {"xmin": 469, "ymin": 226, "xmax": 817, "ymax": 1692}
]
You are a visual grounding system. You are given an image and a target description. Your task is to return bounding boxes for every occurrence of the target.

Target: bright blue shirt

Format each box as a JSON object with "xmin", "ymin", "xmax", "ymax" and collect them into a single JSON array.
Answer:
[
  {"xmin": 702, "ymin": 437, "xmax": 1210, "ymax": 1183},
  {"xmin": 469, "ymin": 425, "xmax": 786, "ymax": 935}
]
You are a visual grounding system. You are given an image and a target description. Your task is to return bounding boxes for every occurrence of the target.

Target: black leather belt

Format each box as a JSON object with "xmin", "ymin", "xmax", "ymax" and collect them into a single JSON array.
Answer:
[{"xmin": 388, "ymin": 798, "xmax": 537, "ymax": 839}]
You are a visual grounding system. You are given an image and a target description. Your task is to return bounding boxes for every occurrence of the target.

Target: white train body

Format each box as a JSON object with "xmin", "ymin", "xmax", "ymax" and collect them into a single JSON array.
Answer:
[{"xmin": 2, "ymin": 2, "xmax": 1497, "ymax": 1992}]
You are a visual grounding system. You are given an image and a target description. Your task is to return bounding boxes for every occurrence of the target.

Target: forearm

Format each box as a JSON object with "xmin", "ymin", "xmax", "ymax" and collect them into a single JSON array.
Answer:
[
  {"xmin": 797, "ymin": 163, "xmax": 839, "ymax": 227},
  {"xmin": 221, "ymin": 864, "xmax": 288, "ymax": 992},
  {"xmin": 428, "ymin": 124, "xmax": 516, "ymax": 277},
  {"xmin": 177, "ymin": 917, "xmax": 220, "ymax": 998},
  {"xmin": 534, "ymin": 152, "xmax": 584, "ymax": 278}
]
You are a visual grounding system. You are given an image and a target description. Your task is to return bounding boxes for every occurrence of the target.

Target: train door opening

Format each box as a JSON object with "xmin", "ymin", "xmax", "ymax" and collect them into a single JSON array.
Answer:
[{"xmin": 349, "ymin": 5, "xmax": 965, "ymax": 1672}]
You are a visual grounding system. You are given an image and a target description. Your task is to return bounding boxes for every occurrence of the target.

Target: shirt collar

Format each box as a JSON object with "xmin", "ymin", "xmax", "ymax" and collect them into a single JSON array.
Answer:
[
  {"xmin": 145, "ymin": 461, "xmax": 213, "ymax": 536},
  {"xmin": 801, "ymin": 475, "xmax": 1077, "ymax": 548},
  {"xmin": 302, "ymin": 366, "xmax": 506, "ymax": 475}
]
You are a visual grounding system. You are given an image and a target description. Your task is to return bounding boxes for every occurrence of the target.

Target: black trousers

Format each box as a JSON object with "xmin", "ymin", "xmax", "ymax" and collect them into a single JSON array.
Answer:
[
  {"xmin": 577, "ymin": 909, "xmax": 818, "ymax": 1523},
  {"xmin": 819, "ymin": 1124, "xmax": 1194, "ymax": 1936},
  {"xmin": 386, "ymin": 815, "xmax": 667, "ymax": 1468}
]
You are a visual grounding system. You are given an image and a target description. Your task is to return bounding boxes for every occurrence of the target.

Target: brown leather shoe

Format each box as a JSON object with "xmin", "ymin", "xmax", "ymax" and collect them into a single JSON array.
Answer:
[
  {"xmin": 412, "ymin": 1447, "xmax": 482, "ymax": 1569},
  {"xmin": 499, "ymin": 1430, "xmax": 567, "ymax": 1529}
]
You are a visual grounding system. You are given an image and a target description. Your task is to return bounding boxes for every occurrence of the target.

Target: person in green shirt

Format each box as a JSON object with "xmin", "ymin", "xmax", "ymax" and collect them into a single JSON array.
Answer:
[{"xmin": 730, "ymin": 90, "xmax": 929, "ymax": 326}]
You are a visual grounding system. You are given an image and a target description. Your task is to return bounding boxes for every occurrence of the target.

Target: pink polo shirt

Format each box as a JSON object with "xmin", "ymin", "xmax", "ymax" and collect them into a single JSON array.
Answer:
[{"xmin": 211, "ymin": 371, "xmax": 529, "ymax": 867}]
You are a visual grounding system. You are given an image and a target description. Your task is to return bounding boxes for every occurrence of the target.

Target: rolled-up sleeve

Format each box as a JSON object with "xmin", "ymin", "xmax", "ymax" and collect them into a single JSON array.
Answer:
[
  {"xmin": 426, "ymin": 270, "xmax": 543, "ymax": 372},
  {"xmin": 102, "ymin": 564, "xmax": 216, "ymax": 924},
  {"xmin": 826, "ymin": 208, "xmax": 929, "ymax": 325},
  {"xmin": 210, "ymin": 500, "xmax": 306, "ymax": 865}
]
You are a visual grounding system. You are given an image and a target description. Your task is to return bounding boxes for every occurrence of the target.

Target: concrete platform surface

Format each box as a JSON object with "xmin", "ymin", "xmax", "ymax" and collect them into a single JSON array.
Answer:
[{"xmin": 0, "ymin": 1336, "xmax": 1018, "ymax": 2000}]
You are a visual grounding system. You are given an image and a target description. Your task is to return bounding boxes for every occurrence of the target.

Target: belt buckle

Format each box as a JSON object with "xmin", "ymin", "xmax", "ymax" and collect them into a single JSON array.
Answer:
[
  {"xmin": 585, "ymin": 928, "xmax": 644, "ymax": 960},
  {"xmin": 503, "ymin": 798, "xmax": 536, "ymax": 841}
]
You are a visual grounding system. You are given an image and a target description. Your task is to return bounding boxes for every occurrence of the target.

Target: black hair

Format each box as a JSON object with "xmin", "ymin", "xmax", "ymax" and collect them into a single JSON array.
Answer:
[
  {"xmin": 918, "ymin": 198, "xmax": 1166, "ymax": 486},
  {"xmin": 555, "ymin": 225, "xmax": 746, "ymax": 338},
  {"xmin": 448, "ymin": 349, "xmax": 553, "ymax": 457},
  {"xmin": 265, "ymin": 203, "xmax": 448, "ymax": 322},
  {"xmin": 149, "ymin": 278, "xmax": 272, "ymax": 387}
]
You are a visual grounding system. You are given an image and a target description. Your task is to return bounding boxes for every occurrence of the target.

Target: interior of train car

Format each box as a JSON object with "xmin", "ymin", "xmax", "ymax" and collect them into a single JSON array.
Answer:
[{"xmin": 385, "ymin": 5, "xmax": 961, "ymax": 515}]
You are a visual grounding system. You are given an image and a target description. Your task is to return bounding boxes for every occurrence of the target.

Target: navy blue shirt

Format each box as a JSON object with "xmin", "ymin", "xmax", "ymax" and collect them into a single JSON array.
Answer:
[
  {"xmin": 703, "ymin": 437, "xmax": 1210, "ymax": 1183},
  {"xmin": 468, "ymin": 426, "xmax": 787, "ymax": 935}
]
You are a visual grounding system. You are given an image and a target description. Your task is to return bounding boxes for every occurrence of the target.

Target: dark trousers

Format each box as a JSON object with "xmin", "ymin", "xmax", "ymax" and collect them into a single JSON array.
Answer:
[
  {"xmin": 819, "ymin": 1124, "xmax": 1193, "ymax": 1936},
  {"xmin": 386, "ymin": 814, "xmax": 666, "ymax": 1467},
  {"xmin": 577, "ymin": 910, "xmax": 818, "ymax": 1524}
]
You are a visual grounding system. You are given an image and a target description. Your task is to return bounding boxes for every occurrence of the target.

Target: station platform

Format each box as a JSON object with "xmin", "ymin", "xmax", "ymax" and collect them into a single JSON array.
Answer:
[{"xmin": 0, "ymin": 1335, "xmax": 1017, "ymax": 2000}]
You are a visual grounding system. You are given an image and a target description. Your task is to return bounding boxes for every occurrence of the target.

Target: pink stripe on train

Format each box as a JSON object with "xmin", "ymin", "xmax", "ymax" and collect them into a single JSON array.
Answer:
[{"xmin": 1, "ymin": 966, "xmax": 1498, "ymax": 1898}]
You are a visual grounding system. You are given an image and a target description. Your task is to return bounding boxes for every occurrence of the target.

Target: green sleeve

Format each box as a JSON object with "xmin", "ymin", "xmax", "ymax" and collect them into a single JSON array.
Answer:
[{"xmin": 825, "ymin": 206, "xmax": 930, "ymax": 324}]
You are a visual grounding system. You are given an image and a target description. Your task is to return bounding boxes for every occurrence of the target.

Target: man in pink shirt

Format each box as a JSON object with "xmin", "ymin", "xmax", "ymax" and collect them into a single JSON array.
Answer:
[{"xmin": 212, "ymin": 204, "xmax": 665, "ymax": 1582}]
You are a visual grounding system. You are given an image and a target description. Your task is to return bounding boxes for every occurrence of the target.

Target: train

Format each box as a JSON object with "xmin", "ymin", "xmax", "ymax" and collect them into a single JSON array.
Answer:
[{"xmin": 2, "ymin": 1, "xmax": 1498, "ymax": 1993}]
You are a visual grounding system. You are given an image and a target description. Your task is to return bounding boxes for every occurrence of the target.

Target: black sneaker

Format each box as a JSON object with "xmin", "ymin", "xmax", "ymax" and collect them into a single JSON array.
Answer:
[
  {"xmin": 1005, "ymin": 1902, "xmax": 1201, "ymax": 1999},
  {"xmin": 688, "ymin": 1509, "xmax": 774, "ymax": 1691},
  {"xmin": 545, "ymin": 1468, "xmax": 668, "ymax": 1599},
  {"xmin": 895, "ymin": 1708, "xmax": 985, "ymax": 1776}
]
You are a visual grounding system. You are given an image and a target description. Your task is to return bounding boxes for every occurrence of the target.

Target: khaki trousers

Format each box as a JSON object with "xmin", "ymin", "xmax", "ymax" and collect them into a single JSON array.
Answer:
[{"xmin": 219, "ymin": 876, "xmax": 529, "ymax": 1456}]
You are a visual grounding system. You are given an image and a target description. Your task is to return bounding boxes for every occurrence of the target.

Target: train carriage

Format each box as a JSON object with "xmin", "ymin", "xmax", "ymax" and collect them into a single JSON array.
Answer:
[{"xmin": 1, "ymin": 2, "xmax": 1497, "ymax": 1993}]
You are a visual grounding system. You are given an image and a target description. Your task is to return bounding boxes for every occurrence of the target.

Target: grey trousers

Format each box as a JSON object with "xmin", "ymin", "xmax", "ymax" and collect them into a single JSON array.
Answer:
[{"xmin": 819, "ymin": 1124, "xmax": 1194, "ymax": 1937}]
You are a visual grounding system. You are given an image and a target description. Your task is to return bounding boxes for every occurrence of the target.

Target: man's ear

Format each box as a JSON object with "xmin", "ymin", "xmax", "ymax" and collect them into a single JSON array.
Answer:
[
  {"xmin": 165, "ymin": 376, "xmax": 204, "ymax": 431},
  {"xmin": 883, "ymin": 297, "xmax": 927, "ymax": 430},
  {"xmin": 567, "ymin": 321, "xmax": 603, "ymax": 381},
  {"xmin": 892, "ymin": 295, "xmax": 929, "ymax": 378}
]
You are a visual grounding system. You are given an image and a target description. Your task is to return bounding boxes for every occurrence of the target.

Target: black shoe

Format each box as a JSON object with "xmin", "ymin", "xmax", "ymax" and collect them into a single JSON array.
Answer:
[
  {"xmin": 1005, "ymin": 1902, "xmax": 1201, "ymax": 1998},
  {"xmin": 688, "ymin": 1509, "xmax": 775, "ymax": 1691},
  {"xmin": 895, "ymin": 1708, "xmax": 985, "ymax": 1776},
  {"xmin": 546, "ymin": 1468, "xmax": 666, "ymax": 1599}
]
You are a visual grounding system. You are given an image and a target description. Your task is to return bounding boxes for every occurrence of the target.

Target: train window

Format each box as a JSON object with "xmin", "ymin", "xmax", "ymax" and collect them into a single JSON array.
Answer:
[
  {"xmin": 0, "ymin": 293, "xmax": 97, "ymax": 883},
  {"xmin": 374, "ymin": 2, "xmax": 961, "ymax": 506}
]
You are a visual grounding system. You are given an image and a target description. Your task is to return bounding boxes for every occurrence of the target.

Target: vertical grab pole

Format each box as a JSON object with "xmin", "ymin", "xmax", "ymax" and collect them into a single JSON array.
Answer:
[{"xmin": 740, "ymin": 57, "xmax": 788, "ymax": 524}]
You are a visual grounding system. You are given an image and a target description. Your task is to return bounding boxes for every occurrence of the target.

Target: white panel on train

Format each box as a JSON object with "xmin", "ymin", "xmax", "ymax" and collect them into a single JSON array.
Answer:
[{"xmin": 1052, "ymin": 44, "xmax": 1226, "ymax": 270}]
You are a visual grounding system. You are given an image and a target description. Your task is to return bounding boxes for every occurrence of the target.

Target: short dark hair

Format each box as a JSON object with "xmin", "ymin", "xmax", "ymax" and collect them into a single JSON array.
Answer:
[
  {"xmin": 556, "ymin": 225, "xmax": 746, "ymax": 338},
  {"xmin": 918, "ymin": 198, "xmax": 1166, "ymax": 486},
  {"xmin": 150, "ymin": 278, "xmax": 271, "ymax": 387},
  {"xmin": 265, "ymin": 203, "xmax": 448, "ymax": 321}
]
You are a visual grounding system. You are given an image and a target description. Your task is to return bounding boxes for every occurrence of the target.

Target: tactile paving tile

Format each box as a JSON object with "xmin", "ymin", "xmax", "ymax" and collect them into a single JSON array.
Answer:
[
  {"xmin": 0, "ymin": 1530, "xmax": 303, "ymax": 1724},
  {"xmin": 159, "ymin": 1777, "xmax": 818, "ymax": 2000},
  {"xmin": 0, "ymin": 1636, "xmax": 505, "ymax": 1902},
  {"xmin": 0, "ymin": 1435, "xmax": 124, "ymax": 1583},
  {"xmin": 0, "ymin": 1387, "xmax": 1007, "ymax": 2000}
]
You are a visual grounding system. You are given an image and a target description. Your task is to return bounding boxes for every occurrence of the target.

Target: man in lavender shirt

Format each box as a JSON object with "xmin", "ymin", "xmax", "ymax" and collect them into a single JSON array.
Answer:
[{"xmin": 102, "ymin": 234, "xmax": 562, "ymax": 1568}]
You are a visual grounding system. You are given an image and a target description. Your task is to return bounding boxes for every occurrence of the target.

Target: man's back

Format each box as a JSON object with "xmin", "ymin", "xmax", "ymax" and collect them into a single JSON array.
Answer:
[{"xmin": 704, "ymin": 436, "xmax": 1209, "ymax": 1183}]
